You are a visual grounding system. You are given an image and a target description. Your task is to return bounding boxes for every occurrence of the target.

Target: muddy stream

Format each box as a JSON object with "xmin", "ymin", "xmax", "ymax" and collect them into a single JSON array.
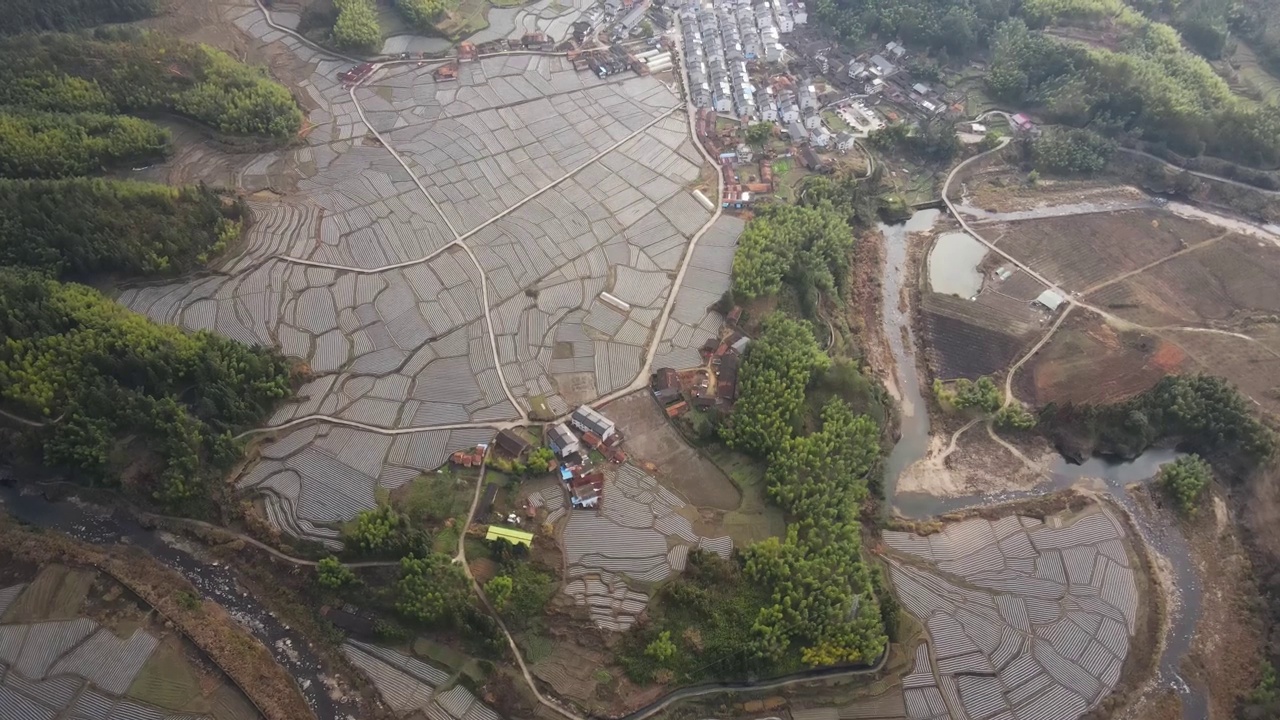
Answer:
[{"xmin": 879, "ymin": 211, "xmax": 1206, "ymax": 719}]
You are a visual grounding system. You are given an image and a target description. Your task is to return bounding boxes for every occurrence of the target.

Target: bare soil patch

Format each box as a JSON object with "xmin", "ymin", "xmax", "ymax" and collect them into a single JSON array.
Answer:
[
  {"xmin": 920, "ymin": 293, "xmax": 1040, "ymax": 380},
  {"xmin": 1014, "ymin": 310, "xmax": 1188, "ymax": 406},
  {"xmin": 986, "ymin": 210, "xmax": 1220, "ymax": 292},
  {"xmin": 601, "ymin": 391, "xmax": 742, "ymax": 512},
  {"xmin": 962, "ymin": 170, "xmax": 1142, "ymax": 213},
  {"xmin": 895, "ymin": 422, "xmax": 1054, "ymax": 498}
]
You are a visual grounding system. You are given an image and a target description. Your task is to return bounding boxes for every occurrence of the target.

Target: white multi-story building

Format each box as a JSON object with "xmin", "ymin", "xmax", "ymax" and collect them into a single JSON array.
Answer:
[
  {"xmin": 760, "ymin": 86, "xmax": 778, "ymax": 121},
  {"xmin": 798, "ymin": 82, "xmax": 818, "ymax": 110},
  {"xmin": 790, "ymin": 0, "xmax": 807, "ymax": 24},
  {"xmin": 803, "ymin": 107, "xmax": 821, "ymax": 129},
  {"xmin": 779, "ymin": 90, "xmax": 800, "ymax": 122}
]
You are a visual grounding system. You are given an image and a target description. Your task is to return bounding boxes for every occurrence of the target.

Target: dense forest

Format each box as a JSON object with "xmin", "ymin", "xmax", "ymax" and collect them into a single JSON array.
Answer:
[
  {"xmin": 0, "ymin": 108, "xmax": 169, "ymax": 178},
  {"xmin": 731, "ymin": 203, "xmax": 856, "ymax": 312},
  {"xmin": 0, "ymin": 270, "xmax": 293, "ymax": 513},
  {"xmin": 0, "ymin": 30, "xmax": 302, "ymax": 139},
  {"xmin": 0, "ymin": 178, "xmax": 243, "ymax": 278},
  {"xmin": 0, "ymin": 0, "xmax": 158, "ymax": 35}
]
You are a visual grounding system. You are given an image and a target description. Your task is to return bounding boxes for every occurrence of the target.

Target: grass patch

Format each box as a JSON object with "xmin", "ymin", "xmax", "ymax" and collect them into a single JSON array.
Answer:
[
  {"xmin": 1233, "ymin": 42, "xmax": 1280, "ymax": 106},
  {"xmin": 413, "ymin": 636, "xmax": 469, "ymax": 672},
  {"xmin": 391, "ymin": 471, "xmax": 474, "ymax": 525},
  {"xmin": 519, "ymin": 632, "xmax": 553, "ymax": 664},
  {"xmin": 822, "ymin": 110, "xmax": 852, "ymax": 132},
  {"xmin": 772, "ymin": 157, "xmax": 792, "ymax": 174},
  {"xmin": 434, "ymin": 0, "xmax": 491, "ymax": 41},
  {"xmin": 211, "ymin": 685, "xmax": 260, "ymax": 720},
  {"xmin": 2, "ymin": 565, "xmax": 93, "ymax": 622},
  {"xmin": 127, "ymin": 637, "xmax": 211, "ymax": 712},
  {"xmin": 528, "ymin": 394, "xmax": 552, "ymax": 420}
]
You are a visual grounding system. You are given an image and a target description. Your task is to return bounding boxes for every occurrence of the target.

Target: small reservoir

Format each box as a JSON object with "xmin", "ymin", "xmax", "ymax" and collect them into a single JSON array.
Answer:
[{"xmin": 928, "ymin": 232, "xmax": 987, "ymax": 298}]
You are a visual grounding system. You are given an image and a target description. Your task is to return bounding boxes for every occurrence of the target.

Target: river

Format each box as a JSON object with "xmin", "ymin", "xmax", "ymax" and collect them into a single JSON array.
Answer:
[
  {"xmin": 878, "ymin": 211, "xmax": 1207, "ymax": 720},
  {"xmin": 0, "ymin": 481, "xmax": 356, "ymax": 720}
]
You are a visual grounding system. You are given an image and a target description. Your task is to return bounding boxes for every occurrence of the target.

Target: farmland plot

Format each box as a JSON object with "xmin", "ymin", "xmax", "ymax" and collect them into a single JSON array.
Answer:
[
  {"xmin": 0, "ymin": 568, "xmax": 259, "ymax": 720},
  {"xmin": 883, "ymin": 504, "xmax": 1143, "ymax": 720},
  {"xmin": 120, "ymin": 2, "xmax": 720, "ymax": 548},
  {"xmin": 987, "ymin": 210, "xmax": 1220, "ymax": 291},
  {"xmin": 1086, "ymin": 234, "xmax": 1280, "ymax": 327}
]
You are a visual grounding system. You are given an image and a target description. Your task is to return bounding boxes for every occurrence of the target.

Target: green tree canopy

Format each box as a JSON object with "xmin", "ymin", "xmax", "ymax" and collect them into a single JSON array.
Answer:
[
  {"xmin": 0, "ymin": 108, "xmax": 169, "ymax": 179},
  {"xmin": 720, "ymin": 313, "xmax": 830, "ymax": 457},
  {"xmin": 1158, "ymin": 454, "xmax": 1212, "ymax": 516},
  {"xmin": 0, "ymin": 0, "xmax": 158, "ymax": 35},
  {"xmin": 396, "ymin": 554, "xmax": 470, "ymax": 625},
  {"xmin": 0, "ymin": 30, "xmax": 302, "ymax": 139},
  {"xmin": 317, "ymin": 556, "xmax": 357, "ymax": 589},
  {"xmin": 331, "ymin": 0, "xmax": 382, "ymax": 53},
  {"xmin": 0, "ymin": 269, "xmax": 292, "ymax": 512},
  {"xmin": 731, "ymin": 203, "xmax": 855, "ymax": 304},
  {"xmin": 0, "ymin": 178, "xmax": 242, "ymax": 278}
]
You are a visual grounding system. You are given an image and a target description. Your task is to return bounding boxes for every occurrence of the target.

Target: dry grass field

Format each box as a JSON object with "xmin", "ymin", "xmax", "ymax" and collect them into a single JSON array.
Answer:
[
  {"xmin": 1086, "ymin": 234, "xmax": 1280, "ymax": 326},
  {"xmin": 1163, "ymin": 329, "xmax": 1280, "ymax": 415},
  {"xmin": 987, "ymin": 210, "xmax": 1221, "ymax": 291}
]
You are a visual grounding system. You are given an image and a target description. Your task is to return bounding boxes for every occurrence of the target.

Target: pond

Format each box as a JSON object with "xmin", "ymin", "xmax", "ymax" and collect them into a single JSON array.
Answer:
[{"xmin": 927, "ymin": 231, "xmax": 987, "ymax": 298}]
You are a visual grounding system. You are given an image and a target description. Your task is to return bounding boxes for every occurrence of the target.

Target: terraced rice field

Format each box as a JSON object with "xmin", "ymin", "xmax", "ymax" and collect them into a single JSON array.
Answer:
[
  {"xmin": 0, "ymin": 573, "xmax": 259, "ymax": 720},
  {"xmin": 343, "ymin": 641, "xmax": 502, "ymax": 720},
  {"xmin": 561, "ymin": 464, "xmax": 732, "ymax": 631},
  {"xmin": 882, "ymin": 505, "xmax": 1140, "ymax": 720},
  {"xmin": 122, "ymin": 2, "xmax": 726, "ymax": 549},
  {"xmin": 0, "ymin": 565, "xmax": 93, "ymax": 623}
]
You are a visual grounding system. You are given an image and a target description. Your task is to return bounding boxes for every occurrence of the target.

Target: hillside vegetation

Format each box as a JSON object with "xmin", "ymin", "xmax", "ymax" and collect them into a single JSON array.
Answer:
[
  {"xmin": 0, "ymin": 108, "xmax": 169, "ymax": 178},
  {"xmin": 0, "ymin": 0, "xmax": 158, "ymax": 35},
  {"xmin": 814, "ymin": 0, "xmax": 1280, "ymax": 167},
  {"xmin": 0, "ymin": 29, "xmax": 303, "ymax": 139},
  {"xmin": 0, "ymin": 178, "xmax": 243, "ymax": 278},
  {"xmin": 0, "ymin": 270, "xmax": 293, "ymax": 513}
]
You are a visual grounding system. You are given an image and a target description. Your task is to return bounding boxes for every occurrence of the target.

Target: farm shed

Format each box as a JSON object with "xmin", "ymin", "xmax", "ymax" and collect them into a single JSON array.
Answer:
[
  {"xmin": 496, "ymin": 429, "xmax": 532, "ymax": 458},
  {"xmin": 1035, "ymin": 290, "xmax": 1066, "ymax": 312},
  {"xmin": 486, "ymin": 526, "xmax": 534, "ymax": 547},
  {"xmin": 717, "ymin": 353, "xmax": 740, "ymax": 400},
  {"xmin": 548, "ymin": 423, "xmax": 580, "ymax": 457},
  {"xmin": 571, "ymin": 406, "xmax": 616, "ymax": 441},
  {"xmin": 652, "ymin": 367, "xmax": 681, "ymax": 403},
  {"xmin": 476, "ymin": 483, "xmax": 500, "ymax": 520}
]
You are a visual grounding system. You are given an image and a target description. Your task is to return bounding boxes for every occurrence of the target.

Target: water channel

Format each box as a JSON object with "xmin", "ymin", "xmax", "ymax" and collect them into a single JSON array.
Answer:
[{"xmin": 878, "ymin": 210, "xmax": 1207, "ymax": 720}]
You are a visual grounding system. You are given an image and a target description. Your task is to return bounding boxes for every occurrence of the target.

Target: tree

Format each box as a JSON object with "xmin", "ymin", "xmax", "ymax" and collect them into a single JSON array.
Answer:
[
  {"xmin": 952, "ymin": 376, "xmax": 1002, "ymax": 413},
  {"xmin": 0, "ymin": 269, "xmax": 291, "ymax": 514},
  {"xmin": 485, "ymin": 575, "xmax": 514, "ymax": 610},
  {"xmin": 394, "ymin": 0, "xmax": 457, "ymax": 31},
  {"xmin": 995, "ymin": 402, "xmax": 1037, "ymax": 430},
  {"xmin": 344, "ymin": 505, "xmax": 431, "ymax": 557},
  {"xmin": 396, "ymin": 554, "xmax": 469, "ymax": 624},
  {"xmin": 1031, "ymin": 128, "xmax": 1115, "ymax": 175},
  {"xmin": 0, "ymin": 0, "xmax": 159, "ymax": 35},
  {"xmin": 745, "ymin": 122, "xmax": 773, "ymax": 149},
  {"xmin": 331, "ymin": 0, "xmax": 382, "ymax": 53},
  {"xmin": 731, "ymin": 203, "xmax": 855, "ymax": 303},
  {"xmin": 0, "ymin": 31, "xmax": 302, "ymax": 140},
  {"xmin": 317, "ymin": 556, "xmax": 356, "ymax": 589},
  {"xmin": 0, "ymin": 108, "xmax": 170, "ymax": 179},
  {"xmin": 1158, "ymin": 454, "xmax": 1212, "ymax": 516},
  {"xmin": 645, "ymin": 630, "xmax": 677, "ymax": 664},
  {"xmin": 0, "ymin": 178, "xmax": 243, "ymax": 278},
  {"xmin": 720, "ymin": 314, "xmax": 829, "ymax": 457}
]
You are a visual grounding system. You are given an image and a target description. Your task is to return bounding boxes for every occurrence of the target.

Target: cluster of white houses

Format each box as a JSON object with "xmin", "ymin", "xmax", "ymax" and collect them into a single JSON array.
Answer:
[{"xmin": 681, "ymin": 0, "xmax": 806, "ymax": 118}]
